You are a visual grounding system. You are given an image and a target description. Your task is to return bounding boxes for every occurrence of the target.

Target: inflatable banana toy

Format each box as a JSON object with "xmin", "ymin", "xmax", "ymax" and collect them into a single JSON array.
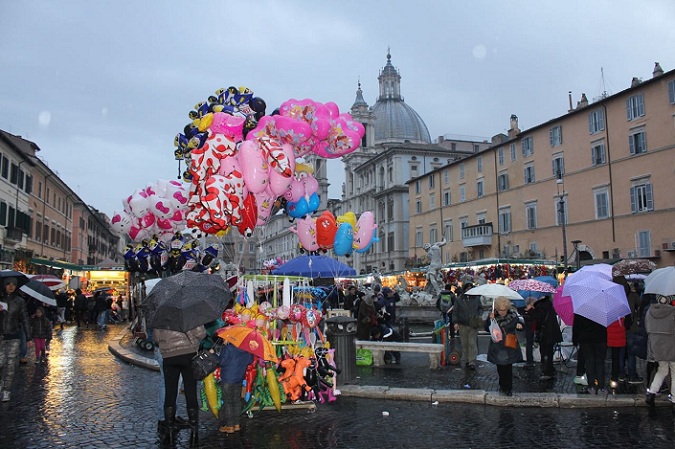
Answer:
[
  {"xmin": 204, "ymin": 373, "xmax": 220, "ymax": 418},
  {"xmin": 266, "ymin": 362, "xmax": 282, "ymax": 412}
]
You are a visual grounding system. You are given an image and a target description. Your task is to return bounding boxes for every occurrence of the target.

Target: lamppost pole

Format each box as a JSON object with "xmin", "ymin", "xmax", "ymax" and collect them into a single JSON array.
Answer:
[{"xmin": 556, "ymin": 172, "xmax": 568, "ymax": 274}]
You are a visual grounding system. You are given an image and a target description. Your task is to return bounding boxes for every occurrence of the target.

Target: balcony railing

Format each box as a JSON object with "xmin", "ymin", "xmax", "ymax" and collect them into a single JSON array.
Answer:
[
  {"xmin": 461, "ymin": 223, "xmax": 493, "ymax": 247},
  {"xmin": 4, "ymin": 227, "xmax": 24, "ymax": 242}
]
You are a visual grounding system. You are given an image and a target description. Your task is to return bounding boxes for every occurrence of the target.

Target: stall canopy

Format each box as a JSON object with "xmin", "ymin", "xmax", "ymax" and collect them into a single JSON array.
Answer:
[{"xmin": 271, "ymin": 255, "xmax": 356, "ymax": 278}]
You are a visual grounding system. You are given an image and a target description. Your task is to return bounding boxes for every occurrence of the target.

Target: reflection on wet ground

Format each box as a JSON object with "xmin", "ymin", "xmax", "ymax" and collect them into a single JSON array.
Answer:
[{"xmin": 0, "ymin": 325, "xmax": 673, "ymax": 448}]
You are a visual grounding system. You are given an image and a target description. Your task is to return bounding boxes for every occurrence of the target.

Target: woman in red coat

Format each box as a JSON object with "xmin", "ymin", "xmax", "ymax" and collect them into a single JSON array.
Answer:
[{"xmin": 607, "ymin": 316, "xmax": 627, "ymax": 389}]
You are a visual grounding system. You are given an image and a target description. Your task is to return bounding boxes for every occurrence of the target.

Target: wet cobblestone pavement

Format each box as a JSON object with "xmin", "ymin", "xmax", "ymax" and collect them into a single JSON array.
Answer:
[{"xmin": 1, "ymin": 324, "xmax": 674, "ymax": 448}]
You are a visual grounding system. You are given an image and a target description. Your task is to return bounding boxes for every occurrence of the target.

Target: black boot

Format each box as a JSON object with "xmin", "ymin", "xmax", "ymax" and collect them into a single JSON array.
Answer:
[
  {"xmin": 645, "ymin": 392, "xmax": 656, "ymax": 406},
  {"xmin": 162, "ymin": 406, "xmax": 177, "ymax": 445},
  {"xmin": 187, "ymin": 408, "xmax": 199, "ymax": 446}
]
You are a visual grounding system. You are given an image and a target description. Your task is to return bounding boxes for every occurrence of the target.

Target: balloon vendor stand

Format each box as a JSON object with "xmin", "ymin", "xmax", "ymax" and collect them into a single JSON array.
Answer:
[{"xmin": 203, "ymin": 275, "xmax": 340, "ymax": 418}]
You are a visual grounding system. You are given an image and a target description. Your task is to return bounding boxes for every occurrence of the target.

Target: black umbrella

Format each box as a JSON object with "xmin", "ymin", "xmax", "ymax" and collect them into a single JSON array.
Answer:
[
  {"xmin": 145, "ymin": 271, "xmax": 231, "ymax": 332},
  {"xmin": 0, "ymin": 270, "xmax": 30, "ymax": 288},
  {"xmin": 19, "ymin": 279, "xmax": 57, "ymax": 306}
]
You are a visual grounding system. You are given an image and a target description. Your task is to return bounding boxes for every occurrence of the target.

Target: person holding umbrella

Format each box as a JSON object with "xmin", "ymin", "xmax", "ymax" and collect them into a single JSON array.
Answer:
[
  {"xmin": 485, "ymin": 296, "xmax": 524, "ymax": 396},
  {"xmin": 531, "ymin": 294, "xmax": 563, "ymax": 381},
  {"xmin": 0, "ymin": 275, "xmax": 32, "ymax": 402},
  {"xmin": 573, "ymin": 312, "xmax": 608, "ymax": 394},
  {"xmin": 153, "ymin": 324, "xmax": 206, "ymax": 445},
  {"xmin": 144, "ymin": 271, "xmax": 231, "ymax": 445}
]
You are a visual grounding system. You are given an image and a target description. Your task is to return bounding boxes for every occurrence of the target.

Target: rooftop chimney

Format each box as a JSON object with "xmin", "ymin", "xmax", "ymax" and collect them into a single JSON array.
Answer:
[
  {"xmin": 631, "ymin": 77, "xmax": 641, "ymax": 87},
  {"xmin": 568, "ymin": 91, "xmax": 573, "ymax": 112},
  {"xmin": 508, "ymin": 114, "xmax": 520, "ymax": 138},
  {"xmin": 653, "ymin": 62, "xmax": 664, "ymax": 78}
]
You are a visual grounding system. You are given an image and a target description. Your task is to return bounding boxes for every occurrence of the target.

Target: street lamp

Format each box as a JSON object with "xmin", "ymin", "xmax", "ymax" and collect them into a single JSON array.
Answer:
[
  {"xmin": 556, "ymin": 171, "xmax": 568, "ymax": 273},
  {"xmin": 571, "ymin": 240, "xmax": 582, "ymax": 270}
]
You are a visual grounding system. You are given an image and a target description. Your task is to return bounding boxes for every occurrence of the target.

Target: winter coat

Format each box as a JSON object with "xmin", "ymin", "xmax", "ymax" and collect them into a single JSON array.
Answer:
[
  {"xmin": 452, "ymin": 293, "xmax": 483, "ymax": 327},
  {"xmin": 154, "ymin": 326, "xmax": 206, "ymax": 359},
  {"xmin": 572, "ymin": 313, "xmax": 607, "ymax": 346},
  {"xmin": 606, "ymin": 317, "xmax": 627, "ymax": 348},
  {"xmin": 485, "ymin": 308, "xmax": 523, "ymax": 366},
  {"xmin": 532, "ymin": 297, "xmax": 563, "ymax": 345},
  {"xmin": 1, "ymin": 292, "xmax": 31, "ymax": 339},
  {"xmin": 74, "ymin": 294, "xmax": 88, "ymax": 311},
  {"xmin": 357, "ymin": 294, "xmax": 378, "ymax": 340},
  {"xmin": 30, "ymin": 316, "xmax": 52, "ymax": 339},
  {"xmin": 219, "ymin": 343, "xmax": 254, "ymax": 384},
  {"xmin": 645, "ymin": 303, "xmax": 675, "ymax": 362}
]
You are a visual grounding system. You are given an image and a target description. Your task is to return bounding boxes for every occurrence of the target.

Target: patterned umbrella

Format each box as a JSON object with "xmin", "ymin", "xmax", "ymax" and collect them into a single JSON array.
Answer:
[
  {"xmin": 576, "ymin": 263, "xmax": 613, "ymax": 280},
  {"xmin": 508, "ymin": 279, "xmax": 557, "ymax": 294},
  {"xmin": 643, "ymin": 266, "xmax": 675, "ymax": 296},
  {"xmin": 216, "ymin": 324, "xmax": 278, "ymax": 362},
  {"xmin": 552, "ymin": 286, "xmax": 574, "ymax": 326},
  {"xmin": 29, "ymin": 274, "xmax": 66, "ymax": 291},
  {"xmin": 564, "ymin": 275, "xmax": 630, "ymax": 327},
  {"xmin": 612, "ymin": 259, "xmax": 656, "ymax": 277}
]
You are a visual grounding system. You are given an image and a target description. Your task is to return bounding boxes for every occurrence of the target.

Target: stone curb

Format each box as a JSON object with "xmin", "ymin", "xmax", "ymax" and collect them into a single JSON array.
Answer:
[
  {"xmin": 108, "ymin": 330, "xmax": 669, "ymax": 409},
  {"xmin": 108, "ymin": 329, "xmax": 159, "ymax": 372}
]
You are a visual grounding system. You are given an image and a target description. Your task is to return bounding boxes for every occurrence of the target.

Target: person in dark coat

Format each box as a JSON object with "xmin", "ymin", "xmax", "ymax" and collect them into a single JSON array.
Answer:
[
  {"xmin": 0, "ymin": 276, "xmax": 32, "ymax": 402},
  {"xmin": 343, "ymin": 285, "xmax": 358, "ymax": 314},
  {"xmin": 532, "ymin": 295, "xmax": 563, "ymax": 380},
  {"xmin": 73, "ymin": 289, "xmax": 88, "ymax": 327},
  {"xmin": 356, "ymin": 292, "xmax": 378, "ymax": 340},
  {"xmin": 485, "ymin": 296, "xmax": 523, "ymax": 396},
  {"xmin": 218, "ymin": 343, "xmax": 254, "ymax": 433},
  {"xmin": 573, "ymin": 313, "xmax": 608, "ymax": 394}
]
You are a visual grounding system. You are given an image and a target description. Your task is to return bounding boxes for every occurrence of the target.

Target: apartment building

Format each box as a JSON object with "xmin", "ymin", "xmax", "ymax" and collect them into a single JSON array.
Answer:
[{"xmin": 409, "ymin": 63, "xmax": 675, "ymax": 269}]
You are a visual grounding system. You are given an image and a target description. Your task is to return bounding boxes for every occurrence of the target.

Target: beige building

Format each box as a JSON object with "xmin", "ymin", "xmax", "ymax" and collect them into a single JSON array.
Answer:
[
  {"xmin": 1, "ymin": 130, "xmax": 120, "ymax": 274},
  {"xmin": 409, "ymin": 63, "xmax": 675, "ymax": 269}
]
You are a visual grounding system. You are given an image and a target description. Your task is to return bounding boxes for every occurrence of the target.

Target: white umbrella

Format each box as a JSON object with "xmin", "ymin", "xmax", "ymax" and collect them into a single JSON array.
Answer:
[
  {"xmin": 643, "ymin": 266, "xmax": 675, "ymax": 296},
  {"xmin": 465, "ymin": 283, "xmax": 523, "ymax": 300}
]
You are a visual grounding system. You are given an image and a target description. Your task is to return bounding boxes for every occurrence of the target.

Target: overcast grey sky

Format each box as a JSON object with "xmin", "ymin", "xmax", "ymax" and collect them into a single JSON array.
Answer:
[{"xmin": 1, "ymin": 0, "xmax": 673, "ymax": 218}]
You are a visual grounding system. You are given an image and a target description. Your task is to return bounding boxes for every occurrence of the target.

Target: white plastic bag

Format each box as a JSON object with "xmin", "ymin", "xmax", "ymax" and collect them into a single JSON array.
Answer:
[{"xmin": 489, "ymin": 318, "xmax": 503, "ymax": 343}]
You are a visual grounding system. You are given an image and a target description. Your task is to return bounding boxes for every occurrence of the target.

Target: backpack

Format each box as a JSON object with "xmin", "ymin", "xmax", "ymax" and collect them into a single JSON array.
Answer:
[
  {"xmin": 86, "ymin": 297, "xmax": 96, "ymax": 311},
  {"xmin": 439, "ymin": 292, "xmax": 454, "ymax": 313}
]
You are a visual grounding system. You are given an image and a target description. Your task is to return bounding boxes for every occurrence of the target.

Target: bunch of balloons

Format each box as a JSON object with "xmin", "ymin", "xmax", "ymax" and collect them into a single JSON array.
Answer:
[
  {"xmin": 290, "ymin": 210, "xmax": 379, "ymax": 256},
  {"xmin": 123, "ymin": 231, "xmax": 220, "ymax": 275},
  {"xmin": 173, "ymin": 86, "xmax": 365, "ymax": 238},
  {"xmin": 111, "ymin": 179, "xmax": 189, "ymax": 243}
]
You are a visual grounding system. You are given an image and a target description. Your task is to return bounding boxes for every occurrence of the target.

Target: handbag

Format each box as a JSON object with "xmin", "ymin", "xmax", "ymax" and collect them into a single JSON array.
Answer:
[
  {"xmin": 191, "ymin": 350, "xmax": 219, "ymax": 381},
  {"xmin": 504, "ymin": 333, "xmax": 518, "ymax": 349}
]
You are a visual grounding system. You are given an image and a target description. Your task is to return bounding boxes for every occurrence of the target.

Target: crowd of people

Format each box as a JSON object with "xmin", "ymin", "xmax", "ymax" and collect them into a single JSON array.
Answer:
[{"xmin": 0, "ymin": 276, "xmax": 129, "ymax": 402}]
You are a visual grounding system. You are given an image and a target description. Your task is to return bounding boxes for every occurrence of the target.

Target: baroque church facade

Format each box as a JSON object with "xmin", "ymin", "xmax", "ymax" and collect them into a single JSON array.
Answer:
[
  {"xmin": 252, "ymin": 51, "xmax": 492, "ymax": 274},
  {"xmin": 335, "ymin": 52, "xmax": 494, "ymax": 275}
]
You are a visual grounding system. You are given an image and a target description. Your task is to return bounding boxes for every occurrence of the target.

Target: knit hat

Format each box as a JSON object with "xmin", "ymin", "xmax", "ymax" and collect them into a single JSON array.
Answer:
[{"xmin": 3, "ymin": 277, "xmax": 18, "ymax": 287}]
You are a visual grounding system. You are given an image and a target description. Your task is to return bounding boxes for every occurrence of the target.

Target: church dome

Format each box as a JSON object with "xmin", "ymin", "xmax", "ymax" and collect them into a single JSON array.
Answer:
[{"xmin": 371, "ymin": 51, "xmax": 432, "ymax": 144}]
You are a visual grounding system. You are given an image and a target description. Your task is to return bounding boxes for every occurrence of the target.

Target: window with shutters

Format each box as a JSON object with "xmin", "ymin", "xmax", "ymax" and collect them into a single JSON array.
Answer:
[
  {"xmin": 549, "ymin": 125, "xmax": 562, "ymax": 147},
  {"xmin": 629, "ymin": 128, "xmax": 647, "ymax": 155},
  {"xmin": 626, "ymin": 93, "xmax": 645, "ymax": 121},
  {"xmin": 591, "ymin": 141, "xmax": 606, "ymax": 165},
  {"xmin": 630, "ymin": 181, "xmax": 653, "ymax": 213},
  {"xmin": 498, "ymin": 207, "xmax": 511, "ymax": 234},
  {"xmin": 589, "ymin": 109, "xmax": 605, "ymax": 134}
]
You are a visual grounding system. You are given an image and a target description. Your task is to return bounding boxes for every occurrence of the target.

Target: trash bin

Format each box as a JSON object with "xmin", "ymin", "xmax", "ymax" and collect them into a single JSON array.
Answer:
[{"xmin": 325, "ymin": 316, "xmax": 357, "ymax": 383}]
